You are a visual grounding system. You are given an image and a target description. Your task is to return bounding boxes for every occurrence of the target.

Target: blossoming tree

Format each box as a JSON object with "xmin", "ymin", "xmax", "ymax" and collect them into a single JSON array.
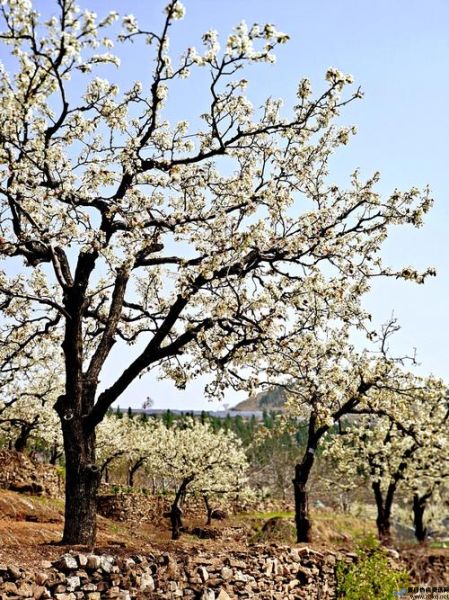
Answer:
[
  {"xmin": 0, "ymin": 343, "xmax": 62, "ymax": 456},
  {"xmin": 324, "ymin": 377, "xmax": 447, "ymax": 544},
  {"xmin": 145, "ymin": 419, "xmax": 248, "ymax": 539},
  {"xmin": 0, "ymin": 0, "xmax": 434, "ymax": 544},
  {"xmin": 259, "ymin": 321, "xmax": 425, "ymax": 542}
]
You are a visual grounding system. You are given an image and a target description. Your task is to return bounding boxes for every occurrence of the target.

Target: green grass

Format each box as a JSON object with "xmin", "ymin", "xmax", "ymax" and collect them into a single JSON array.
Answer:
[
  {"xmin": 244, "ymin": 510, "xmax": 295, "ymax": 520},
  {"xmin": 429, "ymin": 540, "xmax": 449, "ymax": 548}
]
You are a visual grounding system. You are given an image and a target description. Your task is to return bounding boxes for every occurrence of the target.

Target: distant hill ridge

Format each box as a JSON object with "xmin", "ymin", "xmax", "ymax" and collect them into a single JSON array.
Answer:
[{"xmin": 232, "ymin": 387, "xmax": 287, "ymax": 411}]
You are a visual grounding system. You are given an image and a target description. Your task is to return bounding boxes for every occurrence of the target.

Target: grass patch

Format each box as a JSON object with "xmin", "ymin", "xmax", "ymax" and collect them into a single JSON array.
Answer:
[
  {"xmin": 429, "ymin": 540, "xmax": 449, "ymax": 548},
  {"xmin": 244, "ymin": 510, "xmax": 295, "ymax": 520}
]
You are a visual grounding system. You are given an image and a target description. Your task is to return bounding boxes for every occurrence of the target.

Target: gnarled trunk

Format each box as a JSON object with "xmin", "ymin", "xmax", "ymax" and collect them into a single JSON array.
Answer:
[
  {"xmin": 60, "ymin": 414, "xmax": 100, "ymax": 546},
  {"xmin": 170, "ymin": 474, "xmax": 194, "ymax": 540}
]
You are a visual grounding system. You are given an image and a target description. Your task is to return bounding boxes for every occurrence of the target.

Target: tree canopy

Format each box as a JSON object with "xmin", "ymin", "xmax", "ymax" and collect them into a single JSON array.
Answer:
[{"xmin": 0, "ymin": 0, "xmax": 435, "ymax": 544}]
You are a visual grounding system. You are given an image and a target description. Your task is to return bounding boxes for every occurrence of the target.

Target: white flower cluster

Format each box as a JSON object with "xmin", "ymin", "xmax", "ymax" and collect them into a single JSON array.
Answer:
[{"xmin": 96, "ymin": 416, "xmax": 248, "ymax": 500}]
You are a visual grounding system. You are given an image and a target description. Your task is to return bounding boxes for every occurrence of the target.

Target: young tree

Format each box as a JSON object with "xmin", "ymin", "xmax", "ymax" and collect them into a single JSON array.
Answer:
[
  {"xmin": 149, "ymin": 419, "xmax": 248, "ymax": 539},
  {"xmin": 324, "ymin": 377, "xmax": 447, "ymax": 545},
  {"xmin": 0, "ymin": 352, "xmax": 62, "ymax": 455},
  {"xmin": 0, "ymin": 0, "xmax": 433, "ymax": 544},
  {"xmin": 0, "ymin": 393, "xmax": 61, "ymax": 454}
]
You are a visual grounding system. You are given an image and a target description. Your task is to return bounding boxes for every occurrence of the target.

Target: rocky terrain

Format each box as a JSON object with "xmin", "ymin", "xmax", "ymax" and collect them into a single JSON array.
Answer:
[
  {"xmin": 0, "ymin": 545, "xmax": 354, "ymax": 599},
  {"xmin": 0, "ymin": 450, "xmax": 448, "ymax": 598}
]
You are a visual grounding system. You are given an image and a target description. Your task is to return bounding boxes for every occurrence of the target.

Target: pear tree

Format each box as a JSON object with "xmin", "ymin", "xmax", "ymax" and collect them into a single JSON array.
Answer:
[{"xmin": 0, "ymin": 0, "xmax": 433, "ymax": 544}]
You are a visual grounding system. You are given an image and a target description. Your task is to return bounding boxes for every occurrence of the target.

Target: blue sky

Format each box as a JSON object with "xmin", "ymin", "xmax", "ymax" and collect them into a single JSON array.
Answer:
[{"xmin": 28, "ymin": 1, "xmax": 449, "ymax": 409}]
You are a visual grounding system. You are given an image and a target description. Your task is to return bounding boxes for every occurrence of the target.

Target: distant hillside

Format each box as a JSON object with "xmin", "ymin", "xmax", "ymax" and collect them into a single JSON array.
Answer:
[{"xmin": 232, "ymin": 387, "xmax": 287, "ymax": 411}]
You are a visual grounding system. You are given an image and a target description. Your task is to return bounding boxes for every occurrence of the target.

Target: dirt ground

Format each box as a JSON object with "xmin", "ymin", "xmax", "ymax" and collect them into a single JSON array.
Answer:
[
  {"xmin": 0, "ymin": 489, "xmax": 249, "ymax": 569},
  {"xmin": 0, "ymin": 488, "xmax": 448, "ymax": 586}
]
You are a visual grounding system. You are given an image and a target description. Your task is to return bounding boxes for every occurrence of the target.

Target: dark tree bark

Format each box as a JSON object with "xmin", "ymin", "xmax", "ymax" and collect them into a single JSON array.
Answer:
[
  {"xmin": 204, "ymin": 494, "xmax": 213, "ymax": 525},
  {"xmin": 372, "ymin": 480, "xmax": 395, "ymax": 546},
  {"xmin": 49, "ymin": 442, "xmax": 62, "ymax": 465},
  {"xmin": 127, "ymin": 457, "xmax": 146, "ymax": 488},
  {"xmin": 59, "ymin": 413, "xmax": 100, "ymax": 546},
  {"xmin": 413, "ymin": 492, "xmax": 431, "ymax": 544},
  {"xmin": 14, "ymin": 424, "xmax": 33, "ymax": 453},
  {"xmin": 170, "ymin": 475, "xmax": 194, "ymax": 540},
  {"xmin": 293, "ymin": 458, "xmax": 314, "ymax": 543},
  {"xmin": 291, "ymin": 387, "xmax": 370, "ymax": 544},
  {"xmin": 293, "ymin": 412, "xmax": 325, "ymax": 543}
]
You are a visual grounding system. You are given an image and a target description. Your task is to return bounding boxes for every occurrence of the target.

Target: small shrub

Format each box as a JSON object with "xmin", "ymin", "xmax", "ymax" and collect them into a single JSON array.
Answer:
[{"xmin": 336, "ymin": 535, "xmax": 409, "ymax": 599}]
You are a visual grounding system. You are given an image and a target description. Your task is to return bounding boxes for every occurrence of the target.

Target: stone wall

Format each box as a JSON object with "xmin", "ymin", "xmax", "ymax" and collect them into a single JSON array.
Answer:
[
  {"xmin": 0, "ymin": 545, "xmax": 355, "ymax": 599},
  {"xmin": 97, "ymin": 493, "xmax": 227, "ymax": 525},
  {"xmin": 0, "ymin": 450, "xmax": 62, "ymax": 498},
  {"xmin": 97, "ymin": 493, "xmax": 172, "ymax": 524}
]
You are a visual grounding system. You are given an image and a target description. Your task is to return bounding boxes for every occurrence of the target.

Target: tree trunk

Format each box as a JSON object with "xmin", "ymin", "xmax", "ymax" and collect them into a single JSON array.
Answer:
[
  {"xmin": 413, "ymin": 492, "xmax": 430, "ymax": 544},
  {"xmin": 204, "ymin": 495, "xmax": 213, "ymax": 525},
  {"xmin": 49, "ymin": 443, "xmax": 62, "ymax": 465},
  {"xmin": 14, "ymin": 424, "xmax": 32, "ymax": 453},
  {"xmin": 372, "ymin": 481, "xmax": 393, "ymax": 546},
  {"xmin": 170, "ymin": 475, "xmax": 194, "ymax": 540},
  {"xmin": 60, "ymin": 416, "xmax": 100, "ymax": 546},
  {"xmin": 127, "ymin": 467, "xmax": 135, "ymax": 488},
  {"xmin": 293, "ymin": 430, "xmax": 319, "ymax": 543},
  {"xmin": 293, "ymin": 476, "xmax": 311, "ymax": 543},
  {"xmin": 127, "ymin": 457, "xmax": 145, "ymax": 488}
]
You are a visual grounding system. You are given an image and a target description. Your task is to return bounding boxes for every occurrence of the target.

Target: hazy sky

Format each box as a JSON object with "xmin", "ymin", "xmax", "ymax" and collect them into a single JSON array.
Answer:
[{"xmin": 28, "ymin": 1, "xmax": 449, "ymax": 410}]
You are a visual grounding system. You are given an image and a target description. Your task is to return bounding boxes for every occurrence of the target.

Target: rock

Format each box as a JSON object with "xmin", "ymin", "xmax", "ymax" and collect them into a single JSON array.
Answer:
[
  {"xmin": 191, "ymin": 527, "xmax": 220, "ymax": 539},
  {"xmin": 53, "ymin": 554, "xmax": 78, "ymax": 572},
  {"xmin": 32, "ymin": 584, "xmax": 47, "ymax": 599},
  {"xmin": 201, "ymin": 590, "xmax": 215, "ymax": 600},
  {"xmin": 211, "ymin": 509, "xmax": 227, "ymax": 520},
  {"xmin": 139, "ymin": 572, "xmax": 155, "ymax": 592},
  {"xmin": 35, "ymin": 572, "xmax": 49, "ymax": 586},
  {"xmin": 77, "ymin": 555, "xmax": 88, "ymax": 568},
  {"xmin": 228, "ymin": 559, "xmax": 246, "ymax": 568},
  {"xmin": 198, "ymin": 566, "xmax": 209, "ymax": 582},
  {"xmin": 54, "ymin": 594, "xmax": 76, "ymax": 600},
  {"xmin": 8, "ymin": 565, "xmax": 22, "ymax": 579},
  {"xmin": 297, "ymin": 565, "xmax": 312, "ymax": 584},
  {"xmin": 65, "ymin": 576, "xmax": 80, "ymax": 592},
  {"xmin": 17, "ymin": 581, "xmax": 33, "ymax": 596},
  {"xmin": 265, "ymin": 559, "xmax": 274, "ymax": 576},
  {"xmin": 2, "ymin": 581, "xmax": 18, "ymax": 593},
  {"xmin": 86, "ymin": 555, "xmax": 101, "ymax": 571},
  {"xmin": 234, "ymin": 570, "xmax": 250, "ymax": 583},
  {"xmin": 220, "ymin": 566, "xmax": 233, "ymax": 580},
  {"xmin": 217, "ymin": 590, "xmax": 232, "ymax": 600},
  {"xmin": 289, "ymin": 548, "xmax": 301, "ymax": 562},
  {"xmin": 99, "ymin": 555, "xmax": 114, "ymax": 574}
]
